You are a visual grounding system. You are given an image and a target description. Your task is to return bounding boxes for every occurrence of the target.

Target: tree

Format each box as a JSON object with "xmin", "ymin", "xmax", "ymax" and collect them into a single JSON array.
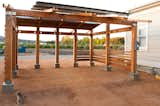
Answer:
[{"xmin": 61, "ymin": 36, "xmax": 73, "ymax": 46}]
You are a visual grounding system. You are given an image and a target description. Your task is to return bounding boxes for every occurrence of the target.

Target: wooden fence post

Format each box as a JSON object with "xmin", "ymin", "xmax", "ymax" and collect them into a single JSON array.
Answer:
[
  {"xmin": 2, "ymin": 15, "xmax": 14, "ymax": 93},
  {"xmin": 130, "ymin": 23, "xmax": 139, "ymax": 80},
  {"xmin": 89, "ymin": 30, "xmax": 95, "ymax": 66},
  {"xmin": 12, "ymin": 28, "xmax": 17, "ymax": 78},
  {"xmin": 105, "ymin": 23, "xmax": 111, "ymax": 71},
  {"xmin": 35, "ymin": 27, "xmax": 40, "ymax": 69},
  {"xmin": 73, "ymin": 29, "xmax": 78, "ymax": 67},
  {"xmin": 16, "ymin": 29, "xmax": 19, "ymax": 70},
  {"xmin": 55, "ymin": 27, "xmax": 60, "ymax": 68}
]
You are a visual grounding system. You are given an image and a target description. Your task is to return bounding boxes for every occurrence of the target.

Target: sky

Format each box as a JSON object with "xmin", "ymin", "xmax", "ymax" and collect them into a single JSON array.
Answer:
[{"xmin": 0, "ymin": 0, "xmax": 156, "ymax": 41}]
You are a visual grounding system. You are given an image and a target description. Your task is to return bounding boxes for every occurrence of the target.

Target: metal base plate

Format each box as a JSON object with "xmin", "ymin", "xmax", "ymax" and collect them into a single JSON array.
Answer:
[
  {"xmin": 55, "ymin": 63, "xmax": 60, "ymax": 68},
  {"xmin": 34, "ymin": 64, "xmax": 40, "ymax": 69},
  {"xmin": 2, "ymin": 80, "xmax": 14, "ymax": 93},
  {"xmin": 129, "ymin": 72, "xmax": 139, "ymax": 80},
  {"xmin": 74, "ymin": 63, "xmax": 78, "ymax": 67},
  {"xmin": 90, "ymin": 62, "xmax": 95, "ymax": 67}
]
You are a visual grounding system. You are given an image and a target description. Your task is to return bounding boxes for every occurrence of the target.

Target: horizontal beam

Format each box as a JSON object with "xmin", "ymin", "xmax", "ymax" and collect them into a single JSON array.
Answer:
[
  {"xmin": 18, "ymin": 30, "xmax": 90, "ymax": 36},
  {"xmin": 93, "ymin": 31, "xmax": 106, "ymax": 35},
  {"xmin": 12, "ymin": 9, "xmax": 135, "ymax": 25},
  {"xmin": 128, "ymin": 19, "xmax": 152, "ymax": 23},
  {"xmin": 110, "ymin": 27, "xmax": 132, "ymax": 33},
  {"xmin": 93, "ymin": 27, "xmax": 132, "ymax": 35}
]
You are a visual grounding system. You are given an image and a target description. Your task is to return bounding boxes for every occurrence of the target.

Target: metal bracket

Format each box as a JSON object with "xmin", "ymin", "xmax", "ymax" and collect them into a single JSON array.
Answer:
[{"xmin": 6, "ymin": 11, "xmax": 16, "ymax": 16}]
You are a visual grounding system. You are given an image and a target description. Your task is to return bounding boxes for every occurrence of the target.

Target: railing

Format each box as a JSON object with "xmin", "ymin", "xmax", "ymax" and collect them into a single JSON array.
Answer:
[
  {"xmin": 77, "ymin": 50, "xmax": 90, "ymax": 61},
  {"xmin": 93, "ymin": 49, "xmax": 131, "ymax": 70}
]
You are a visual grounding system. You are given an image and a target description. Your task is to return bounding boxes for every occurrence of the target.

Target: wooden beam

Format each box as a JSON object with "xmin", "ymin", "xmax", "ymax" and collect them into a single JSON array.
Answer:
[
  {"xmin": 93, "ymin": 27, "xmax": 132, "ymax": 35},
  {"xmin": 12, "ymin": 9, "xmax": 135, "ymax": 25},
  {"xmin": 127, "ymin": 23, "xmax": 139, "ymax": 80},
  {"xmin": 3, "ymin": 5, "xmax": 16, "ymax": 29},
  {"xmin": 18, "ymin": 30, "xmax": 35, "ymax": 34},
  {"xmin": 110, "ymin": 27, "xmax": 132, "ymax": 33},
  {"xmin": 93, "ymin": 31, "xmax": 106, "ymax": 35},
  {"xmin": 11, "ymin": 16, "xmax": 17, "ymax": 78},
  {"xmin": 75, "ymin": 21, "xmax": 83, "ymax": 29},
  {"xmin": 15, "ymin": 30, "xmax": 18, "ymax": 69},
  {"xmin": 128, "ymin": 19, "xmax": 152, "ymax": 23},
  {"xmin": 73, "ymin": 29, "xmax": 78, "ymax": 67},
  {"xmin": 130, "ymin": 24, "xmax": 137, "ymax": 75},
  {"xmin": 55, "ymin": 28, "xmax": 60, "ymax": 68},
  {"xmin": 105, "ymin": 23, "xmax": 111, "ymax": 71},
  {"xmin": 58, "ymin": 21, "xmax": 63, "ymax": 27},
  {"xmin": 18, "ymin": 30, "xmax": 90, "ymax": 36},
  {"xmin": 89, "ymin": 30, "xmax": 94, "ymax": 66},
  {"xmin": 4, "ymin": 15, "xmax": 13, "ymax": 82},
  {"xmin": 18, "ymin": 27, "xmax": 132, "ymax": 36},
  {"xmin": 12, "ymin": 28, "xmax": 17, "ymax": 77},
  {"xmin": 35, "ymin": 27, "xmax": 40, "ymax": 69}
]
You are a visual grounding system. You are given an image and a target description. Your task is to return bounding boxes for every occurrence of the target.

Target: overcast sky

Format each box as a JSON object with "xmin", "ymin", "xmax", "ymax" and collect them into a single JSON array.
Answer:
[{"xmin": 0, "ymin": 0, "xmax": 156, "ymax": 41}]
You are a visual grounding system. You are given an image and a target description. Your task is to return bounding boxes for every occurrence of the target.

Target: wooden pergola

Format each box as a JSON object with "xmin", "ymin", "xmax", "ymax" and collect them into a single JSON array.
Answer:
[{"xmin": 2, "ymin": 2, "xmax": 138, "ymax": 93}]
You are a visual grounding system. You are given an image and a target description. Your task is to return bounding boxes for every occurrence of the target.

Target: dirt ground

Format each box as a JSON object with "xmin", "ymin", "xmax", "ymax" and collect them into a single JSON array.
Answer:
[{"xmin": 0, "ymin": 58, "xmax": 160, "ymax": 106}]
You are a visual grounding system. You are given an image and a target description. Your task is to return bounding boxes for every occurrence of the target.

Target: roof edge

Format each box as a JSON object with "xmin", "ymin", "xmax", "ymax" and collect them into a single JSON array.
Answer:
[
  {"xmin": 33, "ymin": 1, "xmax": 129, "ymax": 16},
  {"xmin": 129, "ymin": 1, "xmax": 160, "ymax": 14}
]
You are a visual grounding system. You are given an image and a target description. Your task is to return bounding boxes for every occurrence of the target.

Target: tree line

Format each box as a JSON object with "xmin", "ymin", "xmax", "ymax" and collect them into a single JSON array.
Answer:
[{"xmin": 0, "ymin": 36, "xmax": 124, "ymax": 50}]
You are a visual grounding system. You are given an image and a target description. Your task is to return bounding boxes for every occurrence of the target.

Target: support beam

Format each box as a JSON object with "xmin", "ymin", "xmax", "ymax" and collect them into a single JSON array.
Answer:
[
  {"xmin": 34, "ymin": 27, "xmax": 40, "ymax": 69},
  {"xmin": 12, "ymin": 29, "xmax": 17, "ymax": 78},
  {"xmin": 55, "ymin": 28, "xmax": 60, "ymax": 68},
  {"xmin": 110, "ymin": 27, "xmax": 132, "ymax": 33},
  {"xmin": 18, "ymin": 30, "xmax": 90, "ymax": 36},
  {"xmin": 89, "ymin": 30, "xmax": 95, "ymax": 66},
  {"xmin": 130, "ymin": 23, "xmax": 139, "ymax": 80},
  {"xmin": 73, "ymin": 29, "xmax": 78, "ymax": 67},
  {"xmin": 15, "ymin": 30, "xmax": 18, "ymax": 70},
  {"xmin": 93, "ymin": 27, "xmax": 132, "ymax": 35},
  {"xmin": 105, "ymin": 23, "xmax": 111, "ymax": 71},
  {"xmin": 2, "ymin": 15, "xmax": 14, "ymax": 93}
]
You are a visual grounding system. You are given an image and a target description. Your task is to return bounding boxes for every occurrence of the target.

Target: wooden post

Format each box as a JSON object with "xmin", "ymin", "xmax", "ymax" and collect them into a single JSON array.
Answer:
[
  {"xmin": 2, "ymin": 15, "xmax": 14, "ymax": 93},
  {"xmin": 12, "ymin": 29, "xmax": 17, "ymax": 78},
  {"xmin": 15, "ymin": 30, "xmax": 18, "ymax": 70},
  {"xmin": 89, "ymin": 30, "xmax": 94, "ymax": 66},
  {"xmin": 130, "ymin": 23, "xmax": 139, "ymax": 80},
  {"xmin": 34, "ymin": 27, "xmax": 40, "ymax": 69},
  {"xmin": 105, "ymin": 23, "xmax": 111, "ymax": 71},
  {"xmin": 73, "ymin": 29, "xmax": 78, "ymax": 67},
  {"xmin": 55, "ymin": 27, "xmax": 60, "ymax": 68}
]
